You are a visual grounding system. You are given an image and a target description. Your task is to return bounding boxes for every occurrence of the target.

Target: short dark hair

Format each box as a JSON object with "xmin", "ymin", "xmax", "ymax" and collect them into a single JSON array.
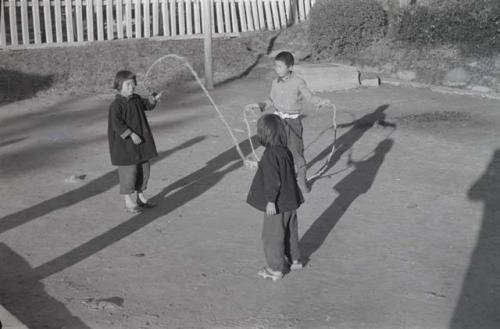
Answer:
[
  {"xmin": 257, "ymin": 114, "xmax": 287, "ymax": 147},
  {"xmin": 113, "ymin": 70, "xmax": 137, "ymax": 90},
  {"xmin": 275, "ymin": 51, "xmax": 294, "ymax": 67}
]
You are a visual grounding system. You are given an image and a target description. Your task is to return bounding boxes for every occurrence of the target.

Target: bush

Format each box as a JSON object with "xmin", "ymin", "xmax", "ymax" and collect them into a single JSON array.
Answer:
[
  {"xmin": 309, "ymin": 0, "xmax": 387, "ymax": 59},
  {"xmin": 395, "ymin": 0, "xmax": 500, "ymax": 54}
]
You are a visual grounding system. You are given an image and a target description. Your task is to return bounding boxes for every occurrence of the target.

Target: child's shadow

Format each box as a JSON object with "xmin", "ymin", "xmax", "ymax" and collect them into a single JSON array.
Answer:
[
  {"xmin": 0, "ymin": 243, "xmax": 91, "ymax": 329},
  {"xmin": 307, "ymin": 104, "xmax": 396, "ymax": 187},
  {"xmin": 449, "ymin": 149, "xmax": 500, "ymax": 329},
  {"xmin": 33, "ymin": 136, "xmax": 259, "ymax": 279},
  {"xmin": 300, "ymin": 139, "xmax": 394, "ymax": 264},
  {"xmin": 0, "ymin": 136, "xmax": 207, "ymax": 234}
]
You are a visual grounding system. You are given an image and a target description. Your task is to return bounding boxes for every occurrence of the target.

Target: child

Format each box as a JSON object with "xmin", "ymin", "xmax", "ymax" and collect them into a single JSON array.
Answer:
[
  {"xmin": 247, "ymin": 114, "xmax": 305, "ymax": 281},
  {"xmin": 253, "ymin": 51, "xmax": 331, "ymax": 193},
  {"xmin": 108, "ymin": 70, "xmax": 160, "ymax": 213}
]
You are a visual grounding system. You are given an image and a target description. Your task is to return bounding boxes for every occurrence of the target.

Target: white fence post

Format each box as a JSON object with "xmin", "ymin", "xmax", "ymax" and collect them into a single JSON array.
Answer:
[
  {"xmin": 96, "ymin": 0, "xmax": 104, "ymax": 40},
  {"xmin": 86, "ymin": 0, "xmax": 94, "ymax": 41},
  {"xmin": 244, "ymin": 0, "xmax": 253, "ymax": 31},
  {"xmin": 237, "ymin": 0, "xmax": 246, "ymax": 32},
  {"xmin": 193, "ymin": 0, "xmax": 201, "ymax": 34},
  {"xmin": 202, "ymin": 0, "xmax": 213, "ymax": 89},
  {"xmin": 117, "ymin": 0, "xmax": 124, "ymax": 38},
  {"xmin": 106, "ymin": 0, "xmax": 114, "ymax": 39},
  {"xmin": 152, "ymin": 0, "xmax": 159, "ymax": 35},
  {"xmin": 256, "ymin": 0, "xmax": 264, "ymax": 29},
  {"xmin": 65, "ymin": 0, "xmax": 74, "ymax": 42},
  {"xmin": 278, "ymin": 0, "xmax": 286, "ymax": 27},
  {"xmin": 0, "ymin": 0, "xmax": 6, "ymax": 46},
  {"xmin": 229, "ymin": 0, "xmax": 237, "ymax": 32},
  {"xmin": 179, "ymin": 0, "xmax": 186, "ymax": 35},
  {"xmin": 263, "ymin": 0, "xmax": 273, "ymax": 29},
  {"xmin": 54, "ymin": 0, "xmax": 63, "ymax": 42},
  {"xmin": 0, "ymin": 0, "xmax": 313, "ymax": 48},
  {"xmin": 8, "ymin": 0, "xmax": 17, "ymax": 45},
  {"xmin": 271, "ymin": 0, "xmax": 279, "ymax": 28},
  {"xmin": 185, "ymin": 0, "xmax": 192, "ymax": 35},
  {"xmin": 169, "ymin": 0, "xmax": 176, "ymax": 36},
  {"xmin": 215, "ymin": 0, "xmax": 223, "ymax": 33},
  {"xmin": 144, "ymin": 0, "xmax": 151, "ymax": 37},
  {"xmin": 251, "ymin": 0, "xmax": 258, "ymax": 30},
  {"xmin": 20, "ymin": 0, "xmax": 28, "ymax": 44},
  {"xmin": 75, "ymin": 0, "xmax": 84, "ymax": 42},
  {"xmin": 135, "ymin": 0, "xmax": 142, "ymax": 38},
  {"xmin": 32, "ymin": 0, "xmax": 42, "ymax": 44}
]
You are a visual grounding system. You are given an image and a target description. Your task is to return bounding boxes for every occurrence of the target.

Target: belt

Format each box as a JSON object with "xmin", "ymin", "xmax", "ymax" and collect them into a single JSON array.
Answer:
[{"xmin": 274, "ymin": 111, "xmax": 300, "ymax": 119}]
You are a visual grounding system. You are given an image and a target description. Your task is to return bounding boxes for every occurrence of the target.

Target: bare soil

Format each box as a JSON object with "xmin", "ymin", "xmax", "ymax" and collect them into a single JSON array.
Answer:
[{"xmin": 1, "ymin": 76, "xmax": 500, "ymax": 329}]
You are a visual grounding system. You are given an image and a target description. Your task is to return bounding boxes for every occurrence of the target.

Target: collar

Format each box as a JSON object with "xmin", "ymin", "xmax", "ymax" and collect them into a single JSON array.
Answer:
[
  {"xmin": 277, "ymin": 71, "xmax": 293, "ymax": 83},
  {"xmin": 116, "ymin": 94, "xmax": 138, "ymax": 102}
]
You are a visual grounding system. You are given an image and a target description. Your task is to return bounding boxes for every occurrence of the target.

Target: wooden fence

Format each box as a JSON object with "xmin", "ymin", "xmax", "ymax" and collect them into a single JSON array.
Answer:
[{"xmin": 0, "ymin": 0, "xmax": 316, "ymax": 49}]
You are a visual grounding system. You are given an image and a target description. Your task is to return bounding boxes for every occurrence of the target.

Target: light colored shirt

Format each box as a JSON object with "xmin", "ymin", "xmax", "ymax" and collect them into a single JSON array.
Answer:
[{"xmin": 264, "ymin": 72, "xmax": 322, "ymax": 116}]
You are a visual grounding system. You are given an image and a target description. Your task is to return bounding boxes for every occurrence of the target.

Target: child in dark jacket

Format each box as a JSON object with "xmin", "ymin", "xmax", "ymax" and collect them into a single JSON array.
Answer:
[
  {"xmin": 250, "ymin": 51, "xmax": 331, "ymax": 193},
  {"xmin": 247, "ymin": 114, "xmax": 304, "ymax": 281},
  {"xmin": 108, "ymin": 70, "xmax": 160, "ymax": 213}
]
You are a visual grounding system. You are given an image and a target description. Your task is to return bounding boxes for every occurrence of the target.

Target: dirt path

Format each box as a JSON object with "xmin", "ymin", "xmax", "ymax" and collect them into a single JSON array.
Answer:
[{"xmin": 1, "ymin": 78, "xmax": 499, "ymax": 329}]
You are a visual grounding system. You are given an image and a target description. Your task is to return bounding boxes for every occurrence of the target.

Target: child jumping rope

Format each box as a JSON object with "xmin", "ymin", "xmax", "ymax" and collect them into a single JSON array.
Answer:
[
  {"xmin": 247, "ymin": 114, "xmax": 305, "ymax": 281},
  {"xmin": 108, "ymin": 70, "xmax": 160, "ymax": 214},
  {"xmin": 251, "ymin": 51, "xmax": 331, "ymax": 193}
]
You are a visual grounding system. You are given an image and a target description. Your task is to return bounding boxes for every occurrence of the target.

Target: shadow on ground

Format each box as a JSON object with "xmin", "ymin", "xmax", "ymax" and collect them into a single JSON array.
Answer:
[
  {"xmin": 449, "ymin": 149, "xmax": 500, "ymax": 329},
  {"xmin": 0, "ymin": 69, "xmax": 54, "ymax": 105},
  {"xmin": 16, "ymin": 136, "xmax": 258, "ymax": 280},
  {"xmin": 307, "ymin": 104, "xmax": 396, "ymax": 187},
  {"xmin": 300, "ymin": 139, "xmax": 394, "ymax": 263},
  {"xmin": 0, "ymin": 136, "xmax": 206, "ymax": 234},
  {"xmin": 0, "ymin": 243, "xmax": 90, "ymax": 329}
]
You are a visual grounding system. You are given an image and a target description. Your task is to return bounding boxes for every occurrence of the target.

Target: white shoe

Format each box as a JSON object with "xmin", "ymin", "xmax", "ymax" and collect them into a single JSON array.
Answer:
[{"xmin": 257, "ymin": 267, "xmax": 283, "ymax": 281}]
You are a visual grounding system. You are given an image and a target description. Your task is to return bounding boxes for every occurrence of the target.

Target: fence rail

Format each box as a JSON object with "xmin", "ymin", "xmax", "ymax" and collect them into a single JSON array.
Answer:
[{"xmin": 0, "ymin": 0, "xmax": 315, "ymax": 49}]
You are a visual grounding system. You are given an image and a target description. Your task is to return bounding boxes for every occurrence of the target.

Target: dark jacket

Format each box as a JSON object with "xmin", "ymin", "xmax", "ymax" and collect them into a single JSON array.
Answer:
[
  {"xmin": 108, "ymin": 94, "xmax": 158, "ymax": 166},
  {"xmin": 247, "ymin": 146, "xmax": 304, "ymax": 213}
]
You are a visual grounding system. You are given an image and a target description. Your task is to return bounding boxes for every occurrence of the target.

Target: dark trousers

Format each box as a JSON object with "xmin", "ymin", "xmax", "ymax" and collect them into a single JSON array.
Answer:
[
  {"xmin": 118, "ymin": 161, "xmax": 151, "ymax": 195},
  {"xmin": 284, "ymin": 117, "xmax": 307, "ymax": 185},
  {"xmin": 262, "ymin": 209, "xmax": 300, "ymax": 272}
]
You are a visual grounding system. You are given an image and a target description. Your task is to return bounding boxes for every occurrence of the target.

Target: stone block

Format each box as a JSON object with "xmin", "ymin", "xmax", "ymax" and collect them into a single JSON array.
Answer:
[
  {"xmin": 361, "ymin": 77, "xmax": 381, "ymax": 87},
  {"xmin": 294, "ymin": 63, "xmax": 360, "ymax": 92},
  {"xmin": 444, "ymin": 67, "xmax": 471, "ymax": 87}
]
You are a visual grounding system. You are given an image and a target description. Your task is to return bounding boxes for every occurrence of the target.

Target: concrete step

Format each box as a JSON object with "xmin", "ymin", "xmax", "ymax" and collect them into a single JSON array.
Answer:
[
  {"xmin": 294, "ymin": 63, "xmax": 360, "ymax": 92},
  {"xmin": 0, "ymin": 305, "xmax": 29, "ymax": 329}
]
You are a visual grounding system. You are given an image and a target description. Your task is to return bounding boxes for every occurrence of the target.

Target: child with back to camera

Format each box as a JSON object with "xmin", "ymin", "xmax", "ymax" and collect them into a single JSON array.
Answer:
[
  {"xmin": 249, "ymin": 51, "xmax": 331, "ymax": 193},
  {"xmin": 247, "ymin": 114, "xmax": 305, "ymax": 281}
]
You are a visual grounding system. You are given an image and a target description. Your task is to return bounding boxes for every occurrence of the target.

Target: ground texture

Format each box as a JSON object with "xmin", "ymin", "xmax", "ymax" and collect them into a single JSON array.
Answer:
[{"xmin": 1, "ymin": 75, "xmax": 499, "ymax": 329}]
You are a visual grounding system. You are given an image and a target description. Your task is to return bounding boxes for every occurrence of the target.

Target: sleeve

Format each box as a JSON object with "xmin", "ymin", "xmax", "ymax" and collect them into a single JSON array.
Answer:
[
  {"xmin": 260, "ymin": 98, "xmax": 273, "ymax": 112},
  {"xmin": 298, "ymin": 78, "xmax": 322, "ymax": 106},
  {"xmin": 261, "ymin": 80, "xmax": 276, "ymax": 111},
  {"xmin": 142, "ymin": 97, "xmax": 157, "ymax": 111},
  {"xmin": 261, "ymin": 151, "xmax": 281, "ymax": 203},
  {"xmin": 109, "ymin": 103, "xmax": 133, "ymax": 139}
]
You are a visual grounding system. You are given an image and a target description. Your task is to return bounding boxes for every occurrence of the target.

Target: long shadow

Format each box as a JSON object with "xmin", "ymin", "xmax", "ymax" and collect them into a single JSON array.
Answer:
[
  {"xmin": 449, "ymin": 150, "xmax": 500, "ymax": 329},
  {"xmin": 0, "ymin": 136, "xmax": 207, "ymax": 234},
  {"xmin": 32, "ymin": 136, "xmax": 258, "ymax": 280},
  {"xmin": 307, "ymin": 104, "xmax": 395, "ymax": 187},
  {"xmin": 0, "ymin": 137, "xmax": 26, "ymax": 148},
  {"xmin": 0, "ymin": 243, "xmax": 91, "ymax": 328},
  {"xmin": 300, "ymin": 139, "xmax": 394, "ymax": 263},
  {"xmin": 0, "ymin": 111, "xmax": 210, "ymax": 177},
  {"xmin": 0, "ymin": 69, "xmax": 54, "ymax": 105},
  {"xmin": 215, "ymin": 32, "xmax": 280, "ymax": 87}
]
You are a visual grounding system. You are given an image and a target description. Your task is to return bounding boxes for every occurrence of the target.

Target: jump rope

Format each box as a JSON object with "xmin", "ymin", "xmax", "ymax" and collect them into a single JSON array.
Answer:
[{"xmin": 144, "ymin": 54, "xmax": 339, "ymax": 181}]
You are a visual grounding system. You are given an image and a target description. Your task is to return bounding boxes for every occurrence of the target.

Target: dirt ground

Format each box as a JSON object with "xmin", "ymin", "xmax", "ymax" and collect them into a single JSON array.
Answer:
[{"xmin": 1, "ymin": 75, "xmax": 500, "ymax": 329}]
